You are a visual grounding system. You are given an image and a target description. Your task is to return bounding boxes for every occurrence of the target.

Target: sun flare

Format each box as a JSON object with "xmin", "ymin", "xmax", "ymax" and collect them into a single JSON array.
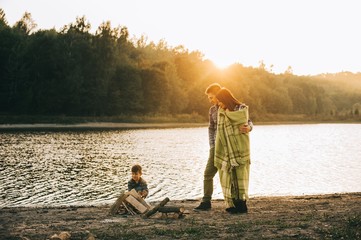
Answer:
[{"xmin": 210, "ymin": 58, "xmax": 233, "ymax": 69}]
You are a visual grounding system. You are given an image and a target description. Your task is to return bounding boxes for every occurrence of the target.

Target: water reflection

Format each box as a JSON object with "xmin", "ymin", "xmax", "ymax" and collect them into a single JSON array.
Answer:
[
  {"xmin": 250, "ymin": 124, "xmax": 361, "ymax": 196},
  {"xmin": 0, "ymin": 128, "xmax": 208, "ymax": 207},
  {"xmin": 0, "ymin": 124, "xmax": 360, "ymax": 207}
]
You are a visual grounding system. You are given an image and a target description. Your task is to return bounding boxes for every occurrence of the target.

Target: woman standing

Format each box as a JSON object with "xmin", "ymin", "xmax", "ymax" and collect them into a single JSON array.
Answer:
[{"xmin": 214, "ymin": 88, "xmax": 251, "ymax": 214}]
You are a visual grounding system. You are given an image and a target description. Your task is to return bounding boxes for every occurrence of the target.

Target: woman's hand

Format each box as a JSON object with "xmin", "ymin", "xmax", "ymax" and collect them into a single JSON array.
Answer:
[{"xmin": 239, "ymin": 124, "xmax": 251, "ymax": 133}]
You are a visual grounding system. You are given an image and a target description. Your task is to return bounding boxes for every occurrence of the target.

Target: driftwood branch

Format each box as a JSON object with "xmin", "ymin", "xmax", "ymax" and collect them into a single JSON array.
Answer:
[
  {"xmin": 158, "ymin": 206, "xmax": 185, "ymax": 213},
  {"xmin": 142, "ymin": 197, "xmax": 170, "ymax": 218}
]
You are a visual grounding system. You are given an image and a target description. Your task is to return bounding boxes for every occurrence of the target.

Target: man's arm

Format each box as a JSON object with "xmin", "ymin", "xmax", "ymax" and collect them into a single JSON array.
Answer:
[{"xmin": 208, "ymin": 105, "xmax": 218, "ymax": 147}]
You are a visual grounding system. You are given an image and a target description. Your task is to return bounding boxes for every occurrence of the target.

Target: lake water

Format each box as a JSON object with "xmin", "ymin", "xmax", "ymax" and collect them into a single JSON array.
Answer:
[{"xmin": 1, "ymin": 124, "xmax": 360, "ymax": 207}]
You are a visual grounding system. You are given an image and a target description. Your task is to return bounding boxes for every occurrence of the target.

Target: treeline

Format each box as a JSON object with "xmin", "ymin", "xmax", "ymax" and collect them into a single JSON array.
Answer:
[{"xmin": 1, "ymin": 10, "xmax": 360, "ymax": 122}]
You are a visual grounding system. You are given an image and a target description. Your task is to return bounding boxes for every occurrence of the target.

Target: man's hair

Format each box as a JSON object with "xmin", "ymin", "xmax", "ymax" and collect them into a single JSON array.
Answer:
[
  {"xmin": 205, "ymin": 83, "xmax": 221, "ymax": 95},
  {"xmin": 131, "ymin": 164, "xmax": 142, "ymax": 174}
]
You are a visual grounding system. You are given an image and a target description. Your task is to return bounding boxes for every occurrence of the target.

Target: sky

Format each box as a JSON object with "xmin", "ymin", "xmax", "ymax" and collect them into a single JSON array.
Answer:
[{"xmin": 1, "ymin": 0, "xmax": 361, "ymax": 75}]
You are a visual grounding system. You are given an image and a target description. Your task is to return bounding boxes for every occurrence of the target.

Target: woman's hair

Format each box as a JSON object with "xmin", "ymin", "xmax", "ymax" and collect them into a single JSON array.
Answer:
[
  {"xmin": 216, "ymin": 88, "xmax": 241, "ymax": 110},
  {"xmin": 131, "ymin": 164, "xmax": 142, "ymax": 174},
  {"xmin": 205, "ymin": 83, "xmax": 221, "ymax": 95}
]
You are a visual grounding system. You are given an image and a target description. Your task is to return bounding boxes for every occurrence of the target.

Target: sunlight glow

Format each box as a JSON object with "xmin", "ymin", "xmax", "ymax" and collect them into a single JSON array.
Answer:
[{"xmin": 210, "ymin": 58, "xmax": 233, "ymax": 70}]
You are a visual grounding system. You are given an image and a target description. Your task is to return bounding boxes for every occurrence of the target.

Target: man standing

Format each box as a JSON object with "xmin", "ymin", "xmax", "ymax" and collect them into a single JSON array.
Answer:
[{"xmin": 194, "ymin": 83, "xmax": 252, "ymax": 210}]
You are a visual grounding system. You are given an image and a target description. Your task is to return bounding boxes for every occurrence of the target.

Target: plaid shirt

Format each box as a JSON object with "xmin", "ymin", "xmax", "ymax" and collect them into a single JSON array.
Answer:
[
  {"xmin": 127, "ymin": 178, "xmax": 149, "ymax": 197},
  {"xmin": 208, "ymin": 104, "xmax": 253, "ymax": 148},
  {"xmin": 208, "ymin": 105, "xmax": 218, "ymax": 148}
]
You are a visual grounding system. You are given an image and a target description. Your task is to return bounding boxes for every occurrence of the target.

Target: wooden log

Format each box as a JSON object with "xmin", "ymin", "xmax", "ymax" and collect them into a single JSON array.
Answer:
[
  {"xmin": 125, "ymin": 195, "xmax": 148, "ymax": 213},
  {"xmin": 109, "ymin": 191, "xmax": 129, "ymax": 215},
  {"xmin": 110, "ymin": 189, "xmax": 151, "ymax": 215},
  {"xmin": 128, "ymin": 189, "xmax": 151, "ymax": 210},
  {"xmin": 158, "ymin": 206, "xmax": 185, "ymax": 213},
  {"xmin": 142, "ymin": 197, "xmax": 170, "ymax": 218}
]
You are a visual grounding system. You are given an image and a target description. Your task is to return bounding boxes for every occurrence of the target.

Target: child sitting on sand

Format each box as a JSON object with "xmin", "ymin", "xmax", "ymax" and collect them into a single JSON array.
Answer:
[{"xmin": 128, "ymin": 164, "xmax": 149, "ymax": 198}]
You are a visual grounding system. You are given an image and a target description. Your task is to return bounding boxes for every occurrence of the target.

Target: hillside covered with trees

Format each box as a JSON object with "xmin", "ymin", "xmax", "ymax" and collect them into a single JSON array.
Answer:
[{"xmin": 1, "ymin": 9, "xmax": 360, "ymax": 123}]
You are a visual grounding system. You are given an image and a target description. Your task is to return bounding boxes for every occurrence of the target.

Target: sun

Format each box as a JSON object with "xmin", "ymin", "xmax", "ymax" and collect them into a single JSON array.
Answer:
[
  {"xmin": 211, "ymin": 59, "xmax": 233, "ymax": 69},
  {"xmin": 207, "ymin": 55, "xmax": 235, "ymax": 69}
]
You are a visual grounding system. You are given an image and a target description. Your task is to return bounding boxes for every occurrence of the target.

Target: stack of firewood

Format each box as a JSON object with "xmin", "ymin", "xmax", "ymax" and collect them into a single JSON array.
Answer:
[{"xmin": 109, "ymin": 189, "xmax": 184, "ymax": 218}]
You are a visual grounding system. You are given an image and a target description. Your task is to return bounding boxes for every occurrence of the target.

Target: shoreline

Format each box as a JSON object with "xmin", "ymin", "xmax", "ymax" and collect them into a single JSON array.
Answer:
[
  {"xmin": 0, "ymin": 121, "xmax": 360, "ymax": 131},
  {"xmin": 1, "ymin": 192, "xmax": 360, "ymax": 239},
  {"xmin": 0, "ymin": 122, "xmax": 208, "ymax": 130},
  {"xmin": 1, "ymin": 191, "xmax": 360, "ymax": 209}
]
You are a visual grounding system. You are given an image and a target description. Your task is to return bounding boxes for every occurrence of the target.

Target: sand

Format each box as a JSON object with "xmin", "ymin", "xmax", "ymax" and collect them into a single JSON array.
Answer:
[{"xmin": 1, "ymin": 192, "xmax": 360, "ymax": 240}]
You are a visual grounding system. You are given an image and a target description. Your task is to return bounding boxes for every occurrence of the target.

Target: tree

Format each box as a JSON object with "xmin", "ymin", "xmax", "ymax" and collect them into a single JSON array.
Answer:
[
  {"xmin": 288, "ymin": 86, "xmax": 307, "ymax": 113},
  {"xmin": 110, "ymin": 66, "xmax": 143, "ymax": 114},
  {"xmin": 353, "ymin": 103, "xmax": 361, "ymax": 116},
  {"xmin": 141, "ymin": 66, "xmax": 168, "ymax": 113},
  {"xmin": 284, "ymin": 66, "xmax": 293, "ymax": 75},
  {"xmin": 13, "ymin": 12, "xmax": 37, "ymax": 34},
  {"xmin": 0, "ymin": 8, "xmax": 8, "ymax": 28}
]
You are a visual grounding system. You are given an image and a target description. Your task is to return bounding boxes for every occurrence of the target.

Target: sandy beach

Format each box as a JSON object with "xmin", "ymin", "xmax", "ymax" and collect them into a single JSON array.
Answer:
[{"xmin": 1, "ymin": 192, "xmax": 360, "ymax": 240}]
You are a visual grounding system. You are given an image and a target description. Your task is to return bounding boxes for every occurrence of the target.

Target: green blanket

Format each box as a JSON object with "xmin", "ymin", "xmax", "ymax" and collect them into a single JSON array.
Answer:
[{"xmin": 214, "ymin": 107, "xmax": 251, "ymax": 207}]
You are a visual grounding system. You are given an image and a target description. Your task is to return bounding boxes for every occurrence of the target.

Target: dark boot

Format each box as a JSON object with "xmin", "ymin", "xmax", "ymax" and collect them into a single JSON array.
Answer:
[
  {"xmin": 225, "ymin": 207, "xmax": 238, "ymax": 214},
  {"xmin": 226, "ymin": 199, "xmax": 241, "ymax": 214},
  {"xmin": 194, "ymin": 201, "xmax": 211, "ymax": 211},
  {"xmin": 234, "ymin": 200, "xmax": 248, "ymax": 213}
]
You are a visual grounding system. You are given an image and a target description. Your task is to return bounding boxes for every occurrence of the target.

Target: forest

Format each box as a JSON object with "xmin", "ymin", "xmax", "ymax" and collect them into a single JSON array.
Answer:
[{"xmin": 1, "ymin": 9, "xmax": 360, "ymax": 123}]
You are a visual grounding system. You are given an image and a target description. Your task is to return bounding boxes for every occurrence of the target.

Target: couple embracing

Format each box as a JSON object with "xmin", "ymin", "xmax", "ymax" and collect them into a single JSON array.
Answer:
[{"xmin": 194, "ymin": 83, "xmax": 252, "ymax": 214}]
